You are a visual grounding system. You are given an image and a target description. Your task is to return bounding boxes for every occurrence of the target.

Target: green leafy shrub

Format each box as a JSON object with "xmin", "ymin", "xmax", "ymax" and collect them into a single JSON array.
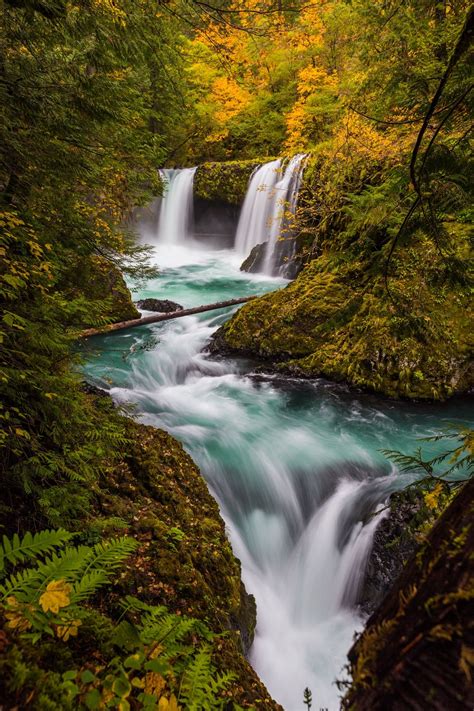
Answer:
[{"xmin": 0, "ymin": 530, "xmax": 235, "ymax": 710}]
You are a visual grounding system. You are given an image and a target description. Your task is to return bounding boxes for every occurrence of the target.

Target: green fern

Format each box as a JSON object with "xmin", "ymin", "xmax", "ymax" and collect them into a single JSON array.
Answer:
[
  {"xmin": 81, "ymin": 537, "xmax": 138, "ymax": 576},
  {"xmin": 179, "ymin": 646, "xmax": 236, "ymax": 710},
  {"xmin": 70, "ymin": 570, "xmax": 110, "ymax": 604},
  {"xmin": 0, "ymin": 534, "xmax": 236, "ymax": 706},
  {"xmin": 0, "ymin": 529, "xmax": 73, "ymax": 576}
]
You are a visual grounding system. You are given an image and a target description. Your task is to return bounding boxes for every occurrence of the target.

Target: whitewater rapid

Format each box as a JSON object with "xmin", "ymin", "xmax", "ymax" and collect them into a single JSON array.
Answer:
[{"xmin": 83, "ymin": 241, "xmax": 472, "ymax": 710}]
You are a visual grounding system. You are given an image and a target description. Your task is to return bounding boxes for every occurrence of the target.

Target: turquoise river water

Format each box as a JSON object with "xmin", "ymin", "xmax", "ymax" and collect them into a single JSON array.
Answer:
[{"xmin": 82, "ymin": 242, "xmax": 473, "ymax": 710}]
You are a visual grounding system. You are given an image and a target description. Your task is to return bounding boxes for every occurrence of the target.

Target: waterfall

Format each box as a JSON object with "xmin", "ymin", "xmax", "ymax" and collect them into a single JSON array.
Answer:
[
  {"xmin": 156, "ymin": 167, "xmax": 196, "ymax": 245},
  {"xmin": 234, "ymin": 155, "xmax": 306, "ymax": 276},
  {"xmin": 262, "ymin": 153, "xmax": 306, "ymax": 276},
  {"xmin": 84, "ymin": 243, "xmax": 472, "ymax": 707},
  {"xmin": 234, "ymin": 159, "xmax": 282, "ymax": 260}
]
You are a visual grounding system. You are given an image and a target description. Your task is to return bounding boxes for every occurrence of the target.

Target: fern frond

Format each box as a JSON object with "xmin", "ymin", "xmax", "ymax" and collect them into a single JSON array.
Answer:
[
  {"xmin": 140, "ymin": 614, "xmax": 198, "ymax": 646},
  {"xmin": 0, "ymin": 529, "xmax": 73, "ymax": 576},
  {"xmin": 178, "ymin": 646, "xmax": 232, "ymax": 711},
  {"xmin": 36, "ymin": 546, "xmax": 92, "ymax": 585},
  {"xmin": 71, "ymin": 570, "xmax": 110, "ymax": 604},
  {"xmin": 179, "ymin": 647, "xmax": 213, "ymax": 710},
  {"xmin": 0, "ymin": 566, "xmax": 43, "ymax": 601},
  {"xmin": 82, "ymin": 537, "xmax": 138, "ymax": 576}
]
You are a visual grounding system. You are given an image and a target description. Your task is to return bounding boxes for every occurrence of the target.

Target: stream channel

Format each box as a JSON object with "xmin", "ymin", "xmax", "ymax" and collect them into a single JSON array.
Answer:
[{"xmin": 83, "ymin": 174, "xmax": 473, "ymax": 710}]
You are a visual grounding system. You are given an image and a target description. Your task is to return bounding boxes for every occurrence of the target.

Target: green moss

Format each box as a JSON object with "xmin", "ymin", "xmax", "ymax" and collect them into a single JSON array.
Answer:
[
  {"xmin": 194, "ymin": 159, "xmax": 263, "ymax": 205},
  {"xmin": 63, "ymin": 255, "xmax": 140, "ymax": 326},
  {"xmin": 217, "ymin": 230, "xmax": 473, "ymax": 400}
]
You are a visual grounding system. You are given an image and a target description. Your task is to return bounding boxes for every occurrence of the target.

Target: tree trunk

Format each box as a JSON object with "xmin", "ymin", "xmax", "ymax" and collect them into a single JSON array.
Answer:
[{"xmin": 80, "ymin": 296, "xmax": 257, "ymax": 338}]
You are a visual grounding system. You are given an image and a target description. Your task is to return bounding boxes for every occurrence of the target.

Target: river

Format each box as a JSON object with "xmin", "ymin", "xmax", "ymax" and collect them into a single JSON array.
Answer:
[{"xmin": 82, "ymin": 239, "xmax": 472, "ymax": 710}]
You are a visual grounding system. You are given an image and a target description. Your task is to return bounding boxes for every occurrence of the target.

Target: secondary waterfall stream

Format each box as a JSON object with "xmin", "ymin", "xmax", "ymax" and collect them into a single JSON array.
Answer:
[{"xmin": 84, "ymin": 171, "xmax": 473, "ymax": 709}]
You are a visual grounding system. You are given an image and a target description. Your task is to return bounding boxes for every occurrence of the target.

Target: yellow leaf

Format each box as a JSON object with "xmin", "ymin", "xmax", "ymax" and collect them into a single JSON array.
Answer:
[
  {"xmin": 158, "ymin": 695, "xmax": 180, "ymax": 711},
  {"xmin": 5, "ymin": 596, "xmax": 32, "ymax": 632},
  {"xmin": 424, "ymin": 482, "xmax": 444, "ymax": 511},
  {"xmin": 144, "ymin": 672, "xmax": 166, "ymax": 697},
  {"xmin": 39, "ymin": 579, "xmax": 71, "ymax": 613},
  {"xmin": 56, "ymin": 619, "xmax": 82, "ymax": 641}
]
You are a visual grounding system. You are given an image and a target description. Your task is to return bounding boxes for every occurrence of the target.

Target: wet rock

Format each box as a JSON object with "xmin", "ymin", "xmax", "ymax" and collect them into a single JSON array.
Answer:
[
  {"xmin": 358, "ymin": 488, "xmax": 424, "ymax": 615},
  {"xmin": 136, "ymin": 298, "xmax": 183, "ymax": 312},
  {"xmin": 344, "ymin": 479, "xmax": 474, "ymax": 710},
  {"xmin": 240, "ymin": 242, "xmax": 268, "ymax": 273}
]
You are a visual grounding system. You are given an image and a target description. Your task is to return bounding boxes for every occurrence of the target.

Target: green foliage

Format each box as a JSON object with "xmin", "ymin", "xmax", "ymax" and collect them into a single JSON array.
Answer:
[
  {"xmin": 194, "ymin": 160, "xmax": 262, "ymax": 205},
  {"xmin": 179, "ymin": 645, "xmax": 236, "ymax": 710},
  {"xmin": 382, "ymin": 427, "xmax": 474, "ymax": 497},
  {"xmin": 0, "ymin": 530, "xmax": 234, "ymax": 709},
  {"xmin": 0, "ymin": 529, "xmax": 73, "ymax": 573},
  {"xmin": 0, "ymin": 0, "xmax": 186, "ymax": 526}
]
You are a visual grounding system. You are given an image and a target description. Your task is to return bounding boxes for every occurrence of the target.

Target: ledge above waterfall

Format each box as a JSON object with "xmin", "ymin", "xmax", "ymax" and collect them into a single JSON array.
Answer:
[{"xmin": 194, "ymin": 159, "xmax": 264, "ymax": 205}]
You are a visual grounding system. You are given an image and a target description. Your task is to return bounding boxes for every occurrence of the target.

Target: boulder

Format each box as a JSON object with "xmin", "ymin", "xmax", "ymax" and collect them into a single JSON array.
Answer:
[
  {"xmin": 136, "ymin": 298, "xmax": 183, "ymax": 312},
  {"xmin": 358, "ymin": 488, "xmax": 424, "ymax": 615},
  {"xmin": 240, "ymin": 242, "xmax": 268, "ymax": 273}
]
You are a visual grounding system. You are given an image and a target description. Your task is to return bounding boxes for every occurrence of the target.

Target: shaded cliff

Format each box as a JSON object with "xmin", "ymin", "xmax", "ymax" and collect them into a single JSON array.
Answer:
[{"xmin": 343, "ymin": 477, "xmax": 474, "ymax": 710}]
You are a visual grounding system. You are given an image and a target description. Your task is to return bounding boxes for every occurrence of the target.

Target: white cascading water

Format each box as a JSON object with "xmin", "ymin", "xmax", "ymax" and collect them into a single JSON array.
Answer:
[
  {"xmin": 85, "ymin": 240, "xmax": 472, "ymax": 708},
  {"xmin": 87, "ymin": 239, "xmax": 400, "ymax": 707},
  {"xmin": 262, "ymin": 153, "xmax": 307, "ymax": 275},
  {"xmin": 156, "ymin": 167, "xmax": 196, "ymax": 245},
  {"xmin": 234, "ymin": 159, "xmax": 282, "ymax": 261},
  {"xmin": 234, "ymin": 155, "xmax": 306, "ymax": 276}
]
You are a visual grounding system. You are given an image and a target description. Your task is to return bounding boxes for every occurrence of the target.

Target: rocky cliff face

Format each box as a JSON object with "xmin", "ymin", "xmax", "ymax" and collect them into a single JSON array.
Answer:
[{"xmin": 343, "ymin": 478, "xmax": 474, "ymax": 710}]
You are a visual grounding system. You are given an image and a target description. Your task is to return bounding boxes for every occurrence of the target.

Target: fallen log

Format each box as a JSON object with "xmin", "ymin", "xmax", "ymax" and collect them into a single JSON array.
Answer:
[{"xmin": 80, "ymin": 295, "xmax": 257, "ymax": 338}]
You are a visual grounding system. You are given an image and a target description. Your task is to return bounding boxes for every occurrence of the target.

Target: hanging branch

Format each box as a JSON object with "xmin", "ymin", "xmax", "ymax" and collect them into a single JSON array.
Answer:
[{"xmin": 383, "ymin": 6, "xmax": 474, "ymax": 298}]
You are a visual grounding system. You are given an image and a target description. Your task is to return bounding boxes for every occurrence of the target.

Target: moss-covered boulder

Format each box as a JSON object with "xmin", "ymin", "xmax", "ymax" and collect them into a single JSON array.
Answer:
[
  {"xmin": 343, "ymin": 478, "xmax": 474, "ymax": 710},
  {"xmin": 194, "ymin": 159, "xmax": 261, "ymax": 205},
  {"xmin": 212, "ymin": 230, "xmax": 473, "ymax": 400},
  {"xmin": 63, "ymin": 255, "xmax": 140, "ymax": 326}
]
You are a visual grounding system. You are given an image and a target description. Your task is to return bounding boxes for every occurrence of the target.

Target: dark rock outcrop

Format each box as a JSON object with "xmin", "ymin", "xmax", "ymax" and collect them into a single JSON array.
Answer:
[
  {"xmin": 136, "ymin": 298, "xmax": 183, "ymax": 312},
  {"xmin": 359, "ymin": 488, "xmax": 424, "ymax": 615},
  {"xmin": 240, "ymin": 242, "xmax": 268, "ymax": 273},
  {"xmin": 344, "ymin": 478, "xmax": 474, "ymax": 710}
]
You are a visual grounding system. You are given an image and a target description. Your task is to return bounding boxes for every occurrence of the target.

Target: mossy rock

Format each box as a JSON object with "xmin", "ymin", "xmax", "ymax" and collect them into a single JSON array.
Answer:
[
  {"xmin": 213, "ymin": 231, "xmax": 473, "ymax": 400},
  {"xmin": 194, "ymin": 159, "xmax": 262, "ymax": 205},
  {"xmin": 62, "ymin": 255, "xmax": 140, "ymax": 326},
  {"xmin": 343, "ymin": 479, "xmax": 474, "ymax": 709}
]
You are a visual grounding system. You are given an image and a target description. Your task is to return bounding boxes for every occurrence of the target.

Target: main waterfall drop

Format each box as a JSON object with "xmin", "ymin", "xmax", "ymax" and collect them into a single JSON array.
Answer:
[
  {"xmin": 234, "ymin": 159, "xmax": 282, "ymax": 260},
  {"xmin": 156, "ymin": 167, "xmax": 196, "ymax": 245},
  {"xmin": 234, "ymin": 154, "xmax": 306, "ymax": 276}
]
